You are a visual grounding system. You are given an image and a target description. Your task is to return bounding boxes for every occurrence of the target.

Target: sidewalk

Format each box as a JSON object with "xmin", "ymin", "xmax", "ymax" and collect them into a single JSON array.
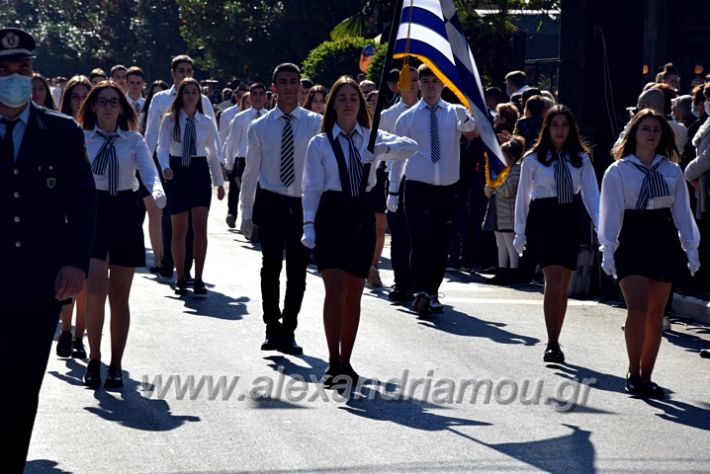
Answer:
[{"xmin": 673, "ymin": 292, "xmax": 710, "ymax": 325}]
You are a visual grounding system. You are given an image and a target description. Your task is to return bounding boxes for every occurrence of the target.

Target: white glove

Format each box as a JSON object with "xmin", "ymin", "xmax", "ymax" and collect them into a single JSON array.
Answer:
[
  {"xmin": 387, "ymin": 194, "xmax": 399, "ymax": 213},
  {"xmin": 362, "ymin": 149, "xmax": 375, "ymax": 164},
  {"xmin": 601, "ymin": 251, "xmax": 618, "ymax": 279},
  {"xmin": 687, "ymin": 248, "xmax": 700, "ymax": 276},
  {"xmin": 240, "ymin": 218, "xmax": 253, "ymax": 240},
  {"xmin": 301, "ymin": 223, "xmax": 315, "ymax": 249},
  {"xmin": 152, "ymin": 189, "xmax": 166, "ymax": 209},
  {"xmin": 513, "ymin": 234, "xmax": 526, "ymax": 257}
]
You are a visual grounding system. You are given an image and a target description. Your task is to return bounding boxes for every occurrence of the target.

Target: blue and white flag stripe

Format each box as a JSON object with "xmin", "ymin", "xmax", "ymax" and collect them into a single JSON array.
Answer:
[{"xmin": 394, "ymin": 0, "xmax": 507, "ymax": 185}]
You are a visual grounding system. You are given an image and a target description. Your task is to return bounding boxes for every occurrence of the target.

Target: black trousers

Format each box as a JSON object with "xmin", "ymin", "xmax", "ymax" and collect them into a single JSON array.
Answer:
[
  {"xmin": 255, "ymin": 189, "xmax": 309, "ymax": 331},
  {"xmin": 387, "ymin": 179, "xmax": 413, "ymax": 293},
  {"xmin": 227, "ymin": 157, "xmax": 246, "ymax": 217},
  {"xmin": 2, "ymin": 302, "xmax": 61, "ymax": 473},
  {"xmin": 404, "ymin": 180, "xmax": 458, "ymax": 294}
]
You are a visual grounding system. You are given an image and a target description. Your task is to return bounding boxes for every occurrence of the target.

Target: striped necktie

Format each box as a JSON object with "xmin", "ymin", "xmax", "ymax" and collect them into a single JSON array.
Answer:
[
  {"xmin": 342, "ymin": 131, "xmax": 364, "ymax": 197},
  {"xmin": 133, "ymin": 101, "xmax": 141, "ymax": 113},
  {"xmin": 632, "ymin": 160, "xmax": 669, "ymax": 209},
  {"xmin": 92, "ymin": 130, "xmax": 120, "ymax": 196},
  {"xmin": 554, "ymin": 150, "xmax": 574, "ymax": 204},
  {"xmin": 182, "ymin": 116, "xmax": 197, "ymax": 167},
  {"xmin": 429, "ymin": 105, "xmax": 440, "ymax": 163},
  {"xmin": 279, "ymin": 114, "xmax": 295, "ymax": 186}
]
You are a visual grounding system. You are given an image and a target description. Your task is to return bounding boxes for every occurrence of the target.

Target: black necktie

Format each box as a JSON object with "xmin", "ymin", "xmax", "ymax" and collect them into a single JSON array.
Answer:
[
  {"xmin": 342, "ymin": 131, "xmax": 364, "ymax": 197},
  {"xmin": 182, "ymin": 116, "xmax": 197, "ymax": 167},
  {"xmin": 92, "ymin": 131, "xmax": 120, "ymax": 196},
  {"xmin": 1, "ymin": 118, "xmax": 19, "ymax": 163}
]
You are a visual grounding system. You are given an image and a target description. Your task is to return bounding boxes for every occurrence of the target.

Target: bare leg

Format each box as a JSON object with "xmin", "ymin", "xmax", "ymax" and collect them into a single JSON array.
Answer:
[
  {"xmin": 339, "ymin": 273, "xmax": 366, "ymax": 364},
  {"xmin": 143, "ymin": 195, "xmax": 163, "ymax": 266},
  {"xmin": 171, "ymin": 212, "xmax": 189, "ymax": 282},
  {"xmin": 640, "ymin": 280, "xmax": 671, "ymax": 382},
  {"xmin": 74, "ymin": 284, "xmax": 88, "ymax": 339},
  {"xmin": 191, "ymin": 206, "xmax": 209, "ymax": 281},
  {"xmin": 321, "ymin": 269, "xmax": 346, "ymax": 364},
  {"xmin": 84, "ymin": 258, "xmax": 110, "ymax": 362},
  {"xmin": 107, "ymin": 265, "xmax": 135, "ymax": 370},
  {"xmin": 619, "ymin": 276, "xmax": 651, "ymax": 377},
  {"xmin": 371, "ymin": 213, "xmax": 386, "ymax": 267},
  {"xmin": 542, "ymin": 265, "xmax": 572, "ymax": 346}
]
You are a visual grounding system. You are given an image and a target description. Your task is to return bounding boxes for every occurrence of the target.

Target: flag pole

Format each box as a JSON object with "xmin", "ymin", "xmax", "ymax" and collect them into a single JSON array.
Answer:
[{"xmin": 367, "ymin": 0, "xmax": 405, "ymax": 153}]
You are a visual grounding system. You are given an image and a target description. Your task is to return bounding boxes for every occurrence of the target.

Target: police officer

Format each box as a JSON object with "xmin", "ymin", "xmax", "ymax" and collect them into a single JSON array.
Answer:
[{"xmin": 0, "ymin": 28, "xmax": 96, "ymax": 472}]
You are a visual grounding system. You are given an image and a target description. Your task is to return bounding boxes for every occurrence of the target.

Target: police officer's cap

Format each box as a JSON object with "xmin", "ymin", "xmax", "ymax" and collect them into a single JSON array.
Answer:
[{"xmin": 0, "ymin": 28, "xmax": 36, "ymax": 61}]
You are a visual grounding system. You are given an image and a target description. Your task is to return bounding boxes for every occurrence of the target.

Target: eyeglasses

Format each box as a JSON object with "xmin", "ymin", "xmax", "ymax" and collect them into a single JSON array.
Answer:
[
  {"xmin": 638, "ymin": 126, "xmax": 662, "ymax": 135},
  {"xmin": 95, "ymin": 98, "xmax": 121, "ymax": 108}
]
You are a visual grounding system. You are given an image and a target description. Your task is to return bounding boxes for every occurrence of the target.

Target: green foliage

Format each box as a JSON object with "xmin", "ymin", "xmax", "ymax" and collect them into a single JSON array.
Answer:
[{"xmin": 302, "ymin": 37, "xmax": 375, "ymax": 88}]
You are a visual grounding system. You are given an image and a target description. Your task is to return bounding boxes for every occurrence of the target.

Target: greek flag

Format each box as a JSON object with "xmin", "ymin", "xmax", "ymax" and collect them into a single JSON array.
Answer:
[{"xmin": 393, "ymin": 0, "xmax": 507, "ymax": 185}]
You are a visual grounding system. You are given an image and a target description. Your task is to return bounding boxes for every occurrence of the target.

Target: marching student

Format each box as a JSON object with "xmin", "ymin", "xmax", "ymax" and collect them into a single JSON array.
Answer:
[
  {"xmin": 31, "ymin": 73, "xmax": 55, "ymax": 109},
  {"xmin": 78, "ymin": 81, "xmax": 165, "ymax": 389},
  {"xmin": 223, "ymin": 82, "xmax": 267, "ymax": 229},
  {"xmin": 303, "ymin": 84, "xmax": 327, "ymax": 115},
  {"xmin": 514, "ymin": 104, "xmax": 600, "ymax": 364},
  {"xmin": 144, "ymin": 54, "xmax": 217, "ymax": 281},
  {"xmin": 240, "ymin": 63, "xmax": 322, "ymax": 354},
  {"xmin": 109, "ymin": 64, "xmax": 128, "ymax": 93},
  {"xmin": 157, "ymin": 77, "xmax": 225, "ymax": 297},
  {"xmin": 302, "ymin": 76, "xmax": 417, "ymax": 386},
  {"xmin": 600, "ymin": 108, "xmax": 699, "ymax": 399},
  {"xmin": 56, "ymin": 73, "xmax": 93, "ymax": 359},
  {"xmin": 388, "ymin": 64, "xmax": 477, "ymax": 316},
  {"xmin": 125, "ymin": 66, "xmax": 145, "ymax": 114},
  {"xmin": 383, "ymin": 66, "xmax": 420, "ymax": 302}
]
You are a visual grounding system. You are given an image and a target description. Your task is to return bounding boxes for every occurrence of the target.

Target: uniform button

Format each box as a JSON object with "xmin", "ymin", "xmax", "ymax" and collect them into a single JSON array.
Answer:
[
  {"xmin": 13, "ymin": 192, "xmax": 19, "ymax": 198},
  {"xmin": 13, "ymin": 169, "xmax": 18, "ymax": 175},
  {"xmin": 15, "ymin": 241, "xmax": 21, "ymax": 248},
  {"xmin": 14, "ymin": 216, "xmax": 20, "ymax": 223}
]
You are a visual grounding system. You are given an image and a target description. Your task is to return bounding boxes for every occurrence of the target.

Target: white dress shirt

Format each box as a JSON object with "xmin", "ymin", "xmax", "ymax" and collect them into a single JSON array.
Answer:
[
  {"xmin": 156, "ymin": 110, "xmax": 224, "ymax": 187},
  {"xmin": 240, "ymin": 106, "xmax": 322, "ymax": 221},
  {"xmin": 144, "ymin": 85, "xmax": 217, "ymax": 154},
  {"xmin": 219, "ymin": 103, "xmax": 240, "ymax": 144},
  {"xmin": 514, "ymin": 150, "xmax": 600, "ymax": 236},
  {"xmin": 127, "ymin": 95, "xmax": 145, "ymax": 114},
  {"xmin": 599, "ymin": 154, "xmax": 699, "ymax": 253},
  {"xmin": 223, "ymin": 107, "xmax": 265, "ymax": 170},
  {"xmin": 84, "ymin": 126, "xmax": 163, "ymax": 195},
  {"xmin": 303, "ymin": 123, "xmax": 418, "ymax": 222},
  {"xmin": 389, "ymin": 98, "xmax": 475, "ymax": 192}
]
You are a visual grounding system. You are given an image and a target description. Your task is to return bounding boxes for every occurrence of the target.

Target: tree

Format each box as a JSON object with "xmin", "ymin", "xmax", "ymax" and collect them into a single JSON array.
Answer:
[{"xmin": 302, "ymin": 37, "xmax": 375, "ymax": 88}]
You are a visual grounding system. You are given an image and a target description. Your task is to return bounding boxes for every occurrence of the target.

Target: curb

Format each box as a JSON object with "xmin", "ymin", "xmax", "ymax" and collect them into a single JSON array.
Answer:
[{"xmin": 672, "ymin": 293, "xmax": 710, "ymax": 325}]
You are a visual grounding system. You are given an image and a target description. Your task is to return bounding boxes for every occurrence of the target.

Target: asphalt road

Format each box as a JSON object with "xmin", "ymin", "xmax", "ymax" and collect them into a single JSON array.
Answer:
[{"xmin": 25, "ymin": 193, "xmax": 710, "ymax": 473}]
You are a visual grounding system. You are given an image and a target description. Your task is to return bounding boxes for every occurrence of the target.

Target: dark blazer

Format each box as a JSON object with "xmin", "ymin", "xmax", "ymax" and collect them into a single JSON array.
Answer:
[{"xmin": 0, "ymin": 103, "xmax": 96, "ymax": 308}]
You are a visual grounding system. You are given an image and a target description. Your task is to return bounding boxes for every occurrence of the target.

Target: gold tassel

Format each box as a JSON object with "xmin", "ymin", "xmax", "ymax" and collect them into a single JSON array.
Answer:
[{"xmin": 398, "ymin": 0, "xmax": 415, "ymax": 91}]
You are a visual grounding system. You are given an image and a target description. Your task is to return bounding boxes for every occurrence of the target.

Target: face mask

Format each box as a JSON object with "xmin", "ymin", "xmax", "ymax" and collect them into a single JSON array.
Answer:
[
  {"xmin": 705, "ymin": 101, "xmax": 710, "ymax": 117},
  {"xmin": 0, "ymin": 74, "xmax": 32, "ymax": 108}
]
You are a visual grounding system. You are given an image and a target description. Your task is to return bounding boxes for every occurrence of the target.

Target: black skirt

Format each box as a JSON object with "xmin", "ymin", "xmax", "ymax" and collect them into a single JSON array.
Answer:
[
  {"xmin": 314, "ymin": 191, "xmax": 375, "ymax": 278},
  {"xmin": 526, "ymin": 195, "xmax": 585, "ymax": 270},
  {"xmin": 367, "ymin": 162, "xmax": 388, "ymax": 214},
  {"xmin": 615, "ymin": 208, "xmax": 686, "ymax": 282},
  {"xmin": 164, "ymin": 155, "xmax": 212, "ymax": 215},
  {"xmin": 91, "ymin": 190, "xmax": 146, "ymax": 267}
]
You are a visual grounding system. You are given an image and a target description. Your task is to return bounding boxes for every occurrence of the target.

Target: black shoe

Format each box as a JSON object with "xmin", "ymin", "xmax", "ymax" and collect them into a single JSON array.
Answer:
[
  {"xmin": 261, "ymin": 324, "xmax": 282, "ymax": 351},
  {"xmin": 83, "ymin": 359, "xmax": 101, "ymax": 389},
  {"xmin": 158, "ymin": 265, "xmax": 174, "ymax": 281},
  {"xmin": 333, "ymin": 362, "xmax": 359, "ymax": 387},
  {"xmin": 104, "ymin": 365, "xmax": 124, "ymax": 389},
  {"xmin": 174, "ymin": 280, "xmax": 188, "ymax": 296},
  {"xmin": 56, "ymin": 330, "xmax": 72, "ymax": 357},
  {"xmin": 388, "ymin": 287, "xmax": 414, "ymax": 303},
  {"xmin": 700, "ymin": 349, "xmax": 710, "ymax": 359},
  {"xmin": 226, "ymin": 214, "xmax": 236, "ymax": 229},
  {"xmin": 412, "ymin": 292, "xmax": 431, "ymax": 317},
  {"xmin": 149, "ymin": 265, "xmax": 161, "ymax": 274},
  {"xmin": 428, "ymin": 294, "xmax": 444, "ymax": 312},
  {"xmin": 642, "ymin": 381, "xmax": 665, "ymax": 399},
  {"xmin": 321, "ymin": 362, "xmax": 340, "ymax": 388},
  {"xmin": 71, "ymin": 337, "xmax": 87, "ymax": 359},
  {"xmin": 278, "ymin": 331, "xmax": 303, "ymax": 355},
  {"xmin": 624, "ymin": 375, "xmax": 644, "ymax": 395},
  {"xmin": 193, "ymin": 279, "xmax": 207, "ymax": 298},
  {"xmin": 543, "ymin": 344, "xmax": 565, "ymax": 363}
]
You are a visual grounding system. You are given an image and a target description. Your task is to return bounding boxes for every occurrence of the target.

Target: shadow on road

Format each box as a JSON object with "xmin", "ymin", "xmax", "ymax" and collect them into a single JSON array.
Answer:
[
  {"xmin": 22, "ymin": 459, "xmax": 71, "ymax": 474},
  {"xmin": 417, "ymin": 307, "xmax": 540, "ymax": 346}
]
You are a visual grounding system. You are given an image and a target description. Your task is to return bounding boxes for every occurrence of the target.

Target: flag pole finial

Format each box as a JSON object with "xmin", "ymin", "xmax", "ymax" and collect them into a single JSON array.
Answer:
[{"xmin": 398, "ymin": 0, "xmax": 415, "ymax": 90}]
